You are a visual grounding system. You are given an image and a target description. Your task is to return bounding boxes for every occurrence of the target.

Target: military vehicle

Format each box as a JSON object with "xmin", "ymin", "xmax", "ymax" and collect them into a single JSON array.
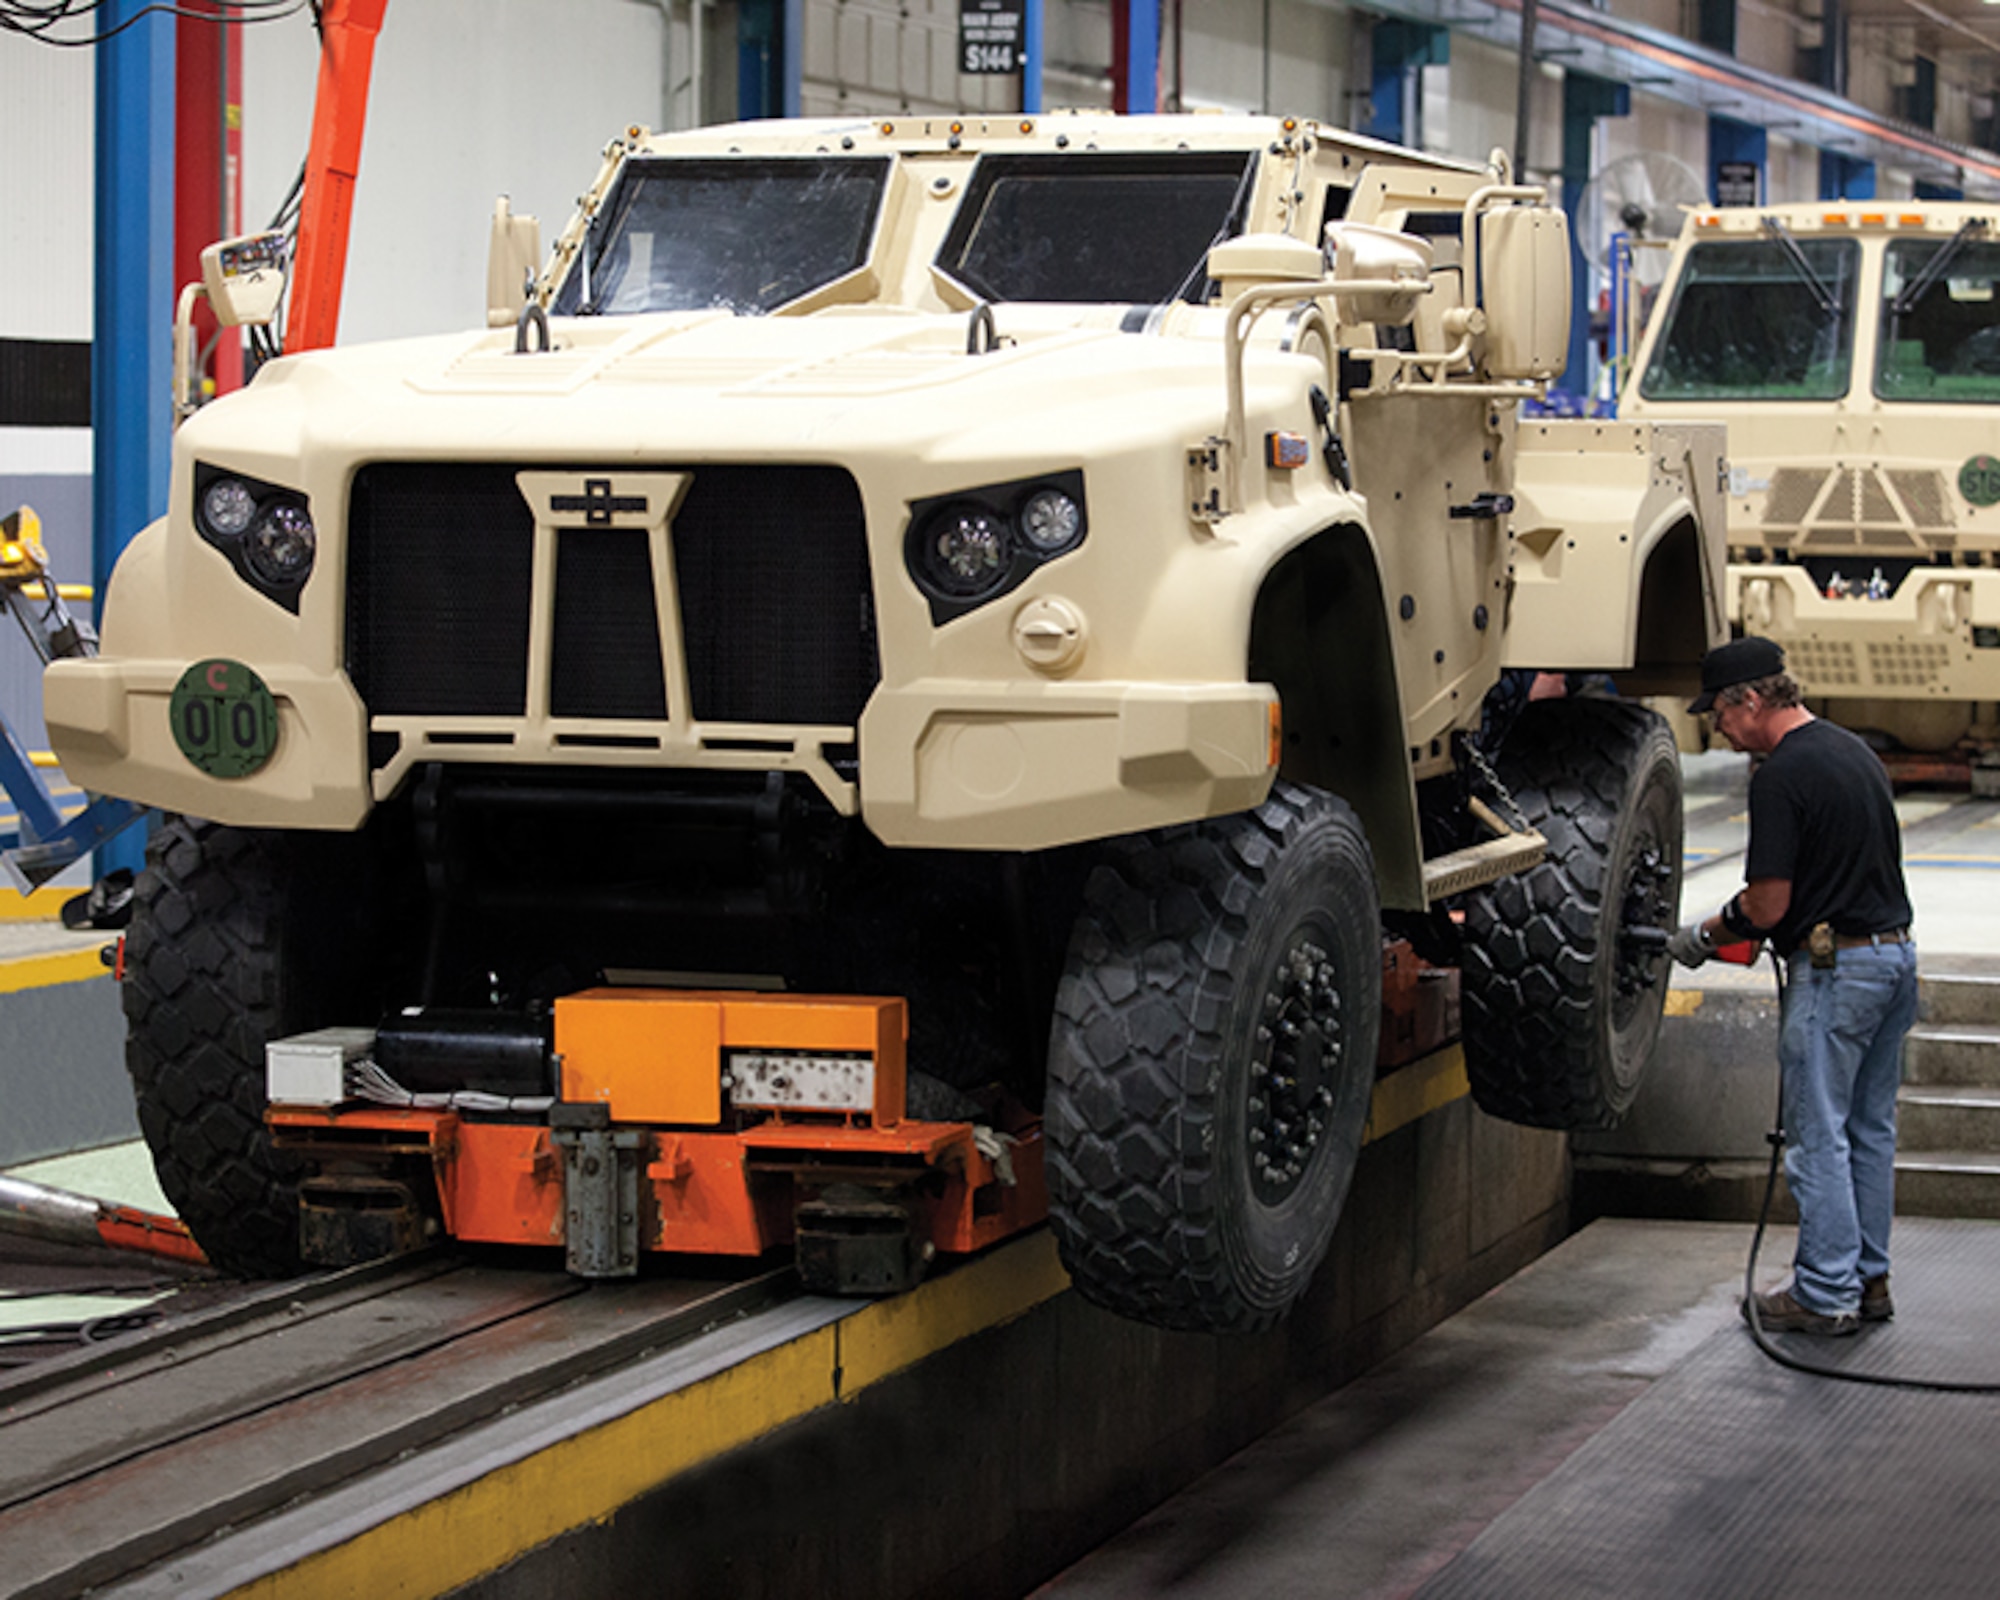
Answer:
[
  {"xmin": 1623, "ymin": 200, "xmax": 2000, "ymax": 773},
  {"xmin": 45, "ymin": 112, "xmax": 1724, "ymax": 1331}
]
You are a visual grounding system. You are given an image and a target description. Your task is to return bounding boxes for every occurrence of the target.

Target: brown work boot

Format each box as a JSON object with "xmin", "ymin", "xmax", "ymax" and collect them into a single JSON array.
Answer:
[
  {"xmin": 1861, "ymin": 1273, "xmax": 1894, "ymax": 1323},
  {"xmin": 1742, "ymin": 1285, "xmax": 1860, "ymax": 1337}
]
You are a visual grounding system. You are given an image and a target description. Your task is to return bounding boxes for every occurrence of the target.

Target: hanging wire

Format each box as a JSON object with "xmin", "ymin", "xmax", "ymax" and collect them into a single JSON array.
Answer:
[{"xmin": 0, "ymin": 0, "xmax": 314, "ymax": 47}]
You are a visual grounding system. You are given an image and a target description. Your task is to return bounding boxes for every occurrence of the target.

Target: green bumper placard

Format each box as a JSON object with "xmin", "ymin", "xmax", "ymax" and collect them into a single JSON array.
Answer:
[
  {"xmin": 1961, "ymin": 454, "xmax": 2000, "ymax": 508},
  {"xmin": 170, "ymin": 659, "xmax": 279, "ymax": 778}
]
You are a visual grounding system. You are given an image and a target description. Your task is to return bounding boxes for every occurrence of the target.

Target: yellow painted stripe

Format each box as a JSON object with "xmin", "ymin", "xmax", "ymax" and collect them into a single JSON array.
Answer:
[
  {"xmin": 1363, "ymin": 1045, "xmax": 1468, "ymax": 1145},
  {"xmin": 231, "ymin": 1232, "xmax": 1073, "ymax": 1600},
  {"xmin": 1664, "ymin": 989, "xmax": 1706, "ymax": 1017},
  {"xmin": 839, "ymin": 1228, "xmax": 1070, "ymax": 1395},
  {"xmin": 0, "ymin": 948, "xmax": 108, "ymax": 993},
  {"xmin": 0, "ymin": 888, "xmax": 73, "ymax": 922}
]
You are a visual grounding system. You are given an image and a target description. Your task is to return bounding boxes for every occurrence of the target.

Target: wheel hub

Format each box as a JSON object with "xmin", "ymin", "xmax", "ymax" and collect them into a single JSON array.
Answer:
[
  {"xmin": 1615, "ymin": 841, "xmax": 1677, "ymax": 1015},
  {"xmin": 1248, "ymin": 937, "xmax": 1345, "ymax": 1204}
]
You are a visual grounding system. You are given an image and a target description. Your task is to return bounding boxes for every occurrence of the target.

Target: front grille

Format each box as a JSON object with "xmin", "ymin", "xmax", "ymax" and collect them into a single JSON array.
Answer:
[
  {"xmin": 551, "ymin": 527, "xmax": 667, "ymax": 719},
  {"xmin": 671, "ymin": 466, "xmax": 877, "ymax": 726},
  {"xmin": 346, "ymin": 463, "xmax": 877, "ymax": 730},
  {"xmin": 347, "ymin": 464, "xmax": 534, "ymax": 716},
  {"xmin": 1763, "ymin": 468, "xmax": 1825, "ymax": 527}
]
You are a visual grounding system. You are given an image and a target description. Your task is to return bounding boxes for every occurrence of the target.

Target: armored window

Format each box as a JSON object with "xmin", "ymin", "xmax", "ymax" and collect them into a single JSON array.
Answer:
[
  {"xmin": 1876, "ymin": 236, "xmax": 2000, "ymax": 403},
  {"xmin": 551, "ymin": 156, "xmax": 891, "ymax": 317},
  {"xmin": 936, "ymin": 150, "xmax": 1258, "ymax": 305},
  {"xmin": 1637, "ymin": 236, "xmax": 1860, "ymax": 401}
]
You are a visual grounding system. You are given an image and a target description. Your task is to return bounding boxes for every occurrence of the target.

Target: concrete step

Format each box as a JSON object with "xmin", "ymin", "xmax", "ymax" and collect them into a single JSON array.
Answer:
[
  {"xmin": 1895, "ymin": 1150, "xmax": 2000, "ymax": 1218},
  {"xmin": 1897, "ymin": 1085, "xmax": 2000, "ymax": 1153},
  {"xmin": 1901, "ymin": 1023, "xmax": 2000, "ymax": 1088},
  {"xmin": 1919, "ymin": 971, "xmax": 2000, "ymax": 1028}
]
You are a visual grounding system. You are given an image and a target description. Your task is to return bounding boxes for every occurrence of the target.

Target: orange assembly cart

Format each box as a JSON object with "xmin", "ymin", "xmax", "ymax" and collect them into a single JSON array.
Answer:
[{"xmin": 267, "ymin": 989, "xmax": 1046, "ymax": 1294}]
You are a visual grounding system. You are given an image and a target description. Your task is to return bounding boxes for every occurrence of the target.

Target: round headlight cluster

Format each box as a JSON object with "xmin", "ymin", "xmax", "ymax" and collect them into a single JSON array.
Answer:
[
  {"xmin": 195, "ymin": 469, "xmax": 317, "ymax": 608},
  {"xmin": 908, "ymin": 481, "xmax": 1085, "ymax": 613}
]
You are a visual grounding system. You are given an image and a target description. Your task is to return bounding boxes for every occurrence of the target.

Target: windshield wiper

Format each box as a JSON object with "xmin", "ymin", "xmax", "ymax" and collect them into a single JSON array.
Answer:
[
  {"xmin": 1891, "ymin": 218, "xmax": 1990, "ymax": 315},
  {"xmin": 1760, "ymin": 217, "xmax": 1840, "ymax": 318}
]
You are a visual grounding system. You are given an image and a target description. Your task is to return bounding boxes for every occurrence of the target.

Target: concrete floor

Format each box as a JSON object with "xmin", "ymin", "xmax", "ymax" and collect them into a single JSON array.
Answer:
[{"xmin": 1039, "ymin": 1217, "xmax": 2000, "ymax": 1599}]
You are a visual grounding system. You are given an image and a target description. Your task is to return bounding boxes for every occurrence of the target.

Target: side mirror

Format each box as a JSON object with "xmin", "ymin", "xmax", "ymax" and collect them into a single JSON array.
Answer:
[
  {"xmin": 1321, "ymin": 223, "xmax": 1432, "ymax": 327},
  {"xmin": 487, "ymin": 196, "xmax": 543, "ymax": 328},
  {"xmin": 1205, "ymin": 233, "xmax": 1324, "ymax": 305},
  {"xmin": 1479, "ymin": 206, "xmax": 1571, "ymax": 380},
  {"xmin": 201, "ymin": 231, "xmax": 290, "ymax": 328}
]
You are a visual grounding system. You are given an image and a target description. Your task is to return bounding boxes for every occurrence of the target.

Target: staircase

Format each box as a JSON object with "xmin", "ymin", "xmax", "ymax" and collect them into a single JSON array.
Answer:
[{"xmin": 1898, "ymin": 961, "xmax": 2000, "ymax": 1218}]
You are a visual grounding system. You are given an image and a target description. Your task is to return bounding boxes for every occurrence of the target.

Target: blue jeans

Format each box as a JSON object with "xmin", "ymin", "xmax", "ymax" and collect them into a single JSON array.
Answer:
[{"xmin": 1778, "ymin": 941, "xmax": 1920, "ymax": 1316}]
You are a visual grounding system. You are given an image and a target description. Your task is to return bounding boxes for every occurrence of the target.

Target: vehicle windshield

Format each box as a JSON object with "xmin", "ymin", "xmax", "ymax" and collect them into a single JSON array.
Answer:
[
  {"xmin": 1877, "ymin": 235, "xmax": 2000, "ymax": 403},
  {"xmin": 551, "ymin": 156, "xmax": 891, "ymax": 316},
  {"xmin": 1637, "ymin": 236, "xmax": 1861, "ymax": 401},
  {"xmin": 936, "ymin": 150, "xmax": 1257, "ymax": 304}
]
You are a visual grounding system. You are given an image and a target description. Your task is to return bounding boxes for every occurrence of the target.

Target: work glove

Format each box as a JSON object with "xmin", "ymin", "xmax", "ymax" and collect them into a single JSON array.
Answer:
[{"xmin": 1666, "ymin": 921, "xmax": 1714, "ymax": 968}]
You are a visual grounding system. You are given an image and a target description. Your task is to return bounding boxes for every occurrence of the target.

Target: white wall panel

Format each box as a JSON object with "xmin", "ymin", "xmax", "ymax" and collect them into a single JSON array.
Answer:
[
  {"xmin": 242, "ymin": 0, "xmax": 665, "ymax": 346},
  {"xmin": 0, "ymin": 38, "xmax": 93, "ymax": 341}
]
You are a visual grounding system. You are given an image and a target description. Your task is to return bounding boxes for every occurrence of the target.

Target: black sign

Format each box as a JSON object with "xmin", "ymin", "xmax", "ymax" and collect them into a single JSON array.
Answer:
[
  {"xmin": 1715, "ymin": 160, "xmax": 1759, "ymax": 208},
  {"xmin": 960, "ymin": 0, "xmax": 1023, "ymax": 75}
]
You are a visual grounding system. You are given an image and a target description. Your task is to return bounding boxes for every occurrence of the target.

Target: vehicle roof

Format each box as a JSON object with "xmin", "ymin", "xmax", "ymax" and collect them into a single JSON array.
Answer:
[
  {"xmin": 628, "ymin": 111, "xmax": 1485, "ymax": 175},
  {"xmin": 1680, "ymin": 199, "xmax": 2000, "ymax": 237}
]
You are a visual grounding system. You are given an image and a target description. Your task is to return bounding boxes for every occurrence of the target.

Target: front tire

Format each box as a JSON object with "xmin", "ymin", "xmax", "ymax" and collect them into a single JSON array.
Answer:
[
  {"xmin": 1459, "ymin": 699, "xmax": 1682, "ymax": 1129},
  {"xmin": 123, "ymin": 817, "xmax": 383, "ymax": 1276},
  {"xmin": 1046, "ymin": 783, "xmax": 1381, "ymax": 1333}
]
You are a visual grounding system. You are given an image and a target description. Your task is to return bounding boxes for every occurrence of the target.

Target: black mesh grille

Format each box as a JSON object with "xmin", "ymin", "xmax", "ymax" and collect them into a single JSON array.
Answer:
[
  {"xmin": 347, "ymin": 463, "xmax": 876, "ymax": 731},
  {"xmin": 552, "ymin": 527, "xmax": 668, "ymax": 719},
  {"xmin": 347, "ymin": 465, "xmax": 533, "ymax": 716},
  {"xmin": 672, "ymin": 466, "xmax": 877, "ymax": 726}
]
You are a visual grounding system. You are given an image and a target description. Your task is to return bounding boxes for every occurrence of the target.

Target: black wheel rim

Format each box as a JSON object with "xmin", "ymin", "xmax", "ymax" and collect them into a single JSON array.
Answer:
[
  {"xmin": 1613, "ymin": 837, "xmax": 1677, "ymax": 1028},
  {"xmin": 1248, "ymin": 928, "xmax": 1345, "ymax": 1206}
]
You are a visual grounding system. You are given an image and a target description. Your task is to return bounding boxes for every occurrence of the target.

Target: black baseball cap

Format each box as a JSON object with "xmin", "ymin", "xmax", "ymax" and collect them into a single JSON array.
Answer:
[{"xmin": 1688, "ymin": 636, "xmax": 1786, "ymax": 715}]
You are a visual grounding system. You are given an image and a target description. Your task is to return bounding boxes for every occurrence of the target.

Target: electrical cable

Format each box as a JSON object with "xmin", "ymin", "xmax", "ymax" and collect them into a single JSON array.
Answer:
[
  {"xmin": 1742, "ymin": 945, "xmax": 2000, "ymax": 1392},
  {"xmin": 0, "ymin": 0, "xmax": 311, "ymax": 47}
]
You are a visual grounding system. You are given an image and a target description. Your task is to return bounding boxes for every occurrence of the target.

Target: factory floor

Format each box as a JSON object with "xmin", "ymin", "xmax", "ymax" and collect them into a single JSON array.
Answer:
[{"xmin": 1039, "ymin": 1215, "xmax": 2000, "ymax": 1600}]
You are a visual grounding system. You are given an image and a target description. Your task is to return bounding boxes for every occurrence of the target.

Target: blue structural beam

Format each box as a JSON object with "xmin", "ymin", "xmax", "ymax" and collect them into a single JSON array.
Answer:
[
  {"xmin": 1820, "ymin": 150, "xmax": 1876, "ymax": 199},
  {"xmin": 1023, "ymin": 0, "xmax": 1044, "ymax": 113},
  {"xmin": 1709, "ymin": 113, "xmax": 1767, "ymax": 205},
  {"xmin": 1371, "ymin": 21, "xmax": 1448, "ymax": 149},
  {"xmin": 1126, "ymin": 0, "xmax": 1158, "ymax": 114},
  {"xmin": 92, "ymin": 1, "xmax": 174, "ymax": 882},
  {"xmin": 1561, "ymin": 72, "xmax": 1629, "ymax": 404},
  {"xmin": 736, "ymin": 0, "xmax": 800, "ymax": 118}
]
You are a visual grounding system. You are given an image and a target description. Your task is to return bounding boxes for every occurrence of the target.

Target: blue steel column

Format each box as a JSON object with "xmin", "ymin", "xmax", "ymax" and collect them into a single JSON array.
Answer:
[
  {"xmin": 92, "ymin": 0, "xmax": 175, "ymax": 880},
  {"xmin": 1561, "ymin": 73, "xmax": 1629, "ymax": 406},
  {"xmin": 1023, "ymin": 0, "xmax": 1044, "ymax": 113},
  {"xmin": 783, "ymin": 0, "xmax": 802, "ymax": 116},
  {"xmin": 1819, "ymin": 150, "xmax": 1875, "ymax": 200},
  {"xmin": 1127, "ymin": 0, "xmax": 1158, "ymax": 114},
  {"xmin": 1708, "ymin": 114, "xmax": 1767, "ymax": 205}
]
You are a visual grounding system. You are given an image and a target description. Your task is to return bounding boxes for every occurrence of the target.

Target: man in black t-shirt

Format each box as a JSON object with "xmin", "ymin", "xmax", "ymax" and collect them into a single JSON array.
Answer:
[{"xmin": 1667, "ymin": 637, "xmax": 1918, "ymax": 1337}]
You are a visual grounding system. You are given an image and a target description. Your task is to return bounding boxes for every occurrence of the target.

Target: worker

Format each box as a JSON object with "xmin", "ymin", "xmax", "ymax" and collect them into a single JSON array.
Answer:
[{"xmin": 1666, "ymin": 636, "xmax": 1917, "ymax": 1337}]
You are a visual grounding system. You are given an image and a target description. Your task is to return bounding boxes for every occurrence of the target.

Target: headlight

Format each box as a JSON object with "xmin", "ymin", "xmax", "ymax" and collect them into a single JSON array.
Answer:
[
  {"xmin": 904, "ymin": 469, "xmax": 1088, "ymax": 624},
  {"xmin": 200, "ymin": 476, "xmax": 258, "ymax": 539},
  {"xmin": 918, "ymin": 505, "xmax": 1013, "ymax": 599},
  {"xmin": 193, "ymin": 463, "xmax": 317, "ymax": 614},
  {"xmin": 244, "ymin": 503, "xmax": 317, "ymax": 588},
  {"xmin": 1018, "ymin": 487, "xmax": 1083, "ymax": 554}
]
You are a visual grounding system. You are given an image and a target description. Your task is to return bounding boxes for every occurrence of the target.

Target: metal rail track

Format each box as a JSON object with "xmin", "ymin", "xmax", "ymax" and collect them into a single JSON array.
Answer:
[{"xmin": 0, "ymin": 1249, "xmax": 792, "ymax": 1599}]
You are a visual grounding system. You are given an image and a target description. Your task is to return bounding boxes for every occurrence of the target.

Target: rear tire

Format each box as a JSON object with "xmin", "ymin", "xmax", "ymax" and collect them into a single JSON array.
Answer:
[
  {"xmin": 1459, "ymin": 699, "xmax": 1682, "ymax": 1129},
  {"xmin": 123, "ymin": 817, "xmax": 383, "ymax": 1276},
  {"xmin": 1046, "ymin": 782, "xmax": 1380, "ymax": 1333}
]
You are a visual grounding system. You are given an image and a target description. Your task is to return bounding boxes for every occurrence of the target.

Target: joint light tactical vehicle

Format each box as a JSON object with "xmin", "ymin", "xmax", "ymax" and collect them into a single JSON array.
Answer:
[{"xmin": 48, "ymin": 114, "xmax": 1724, "ymax": 1331}]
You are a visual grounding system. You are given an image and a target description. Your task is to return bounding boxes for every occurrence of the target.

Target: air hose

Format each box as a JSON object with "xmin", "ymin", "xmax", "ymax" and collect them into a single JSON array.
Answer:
[{"xmin": 1742, "ymin": 947, "xmax": 2000, "ymax": 1392}]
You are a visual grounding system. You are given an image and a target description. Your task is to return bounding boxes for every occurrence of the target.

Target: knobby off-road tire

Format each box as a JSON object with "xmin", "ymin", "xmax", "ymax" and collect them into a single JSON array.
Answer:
[
  {"xmin": 1046, "ymin": 782, "xmax": 1381, "ymax": 1334},
  {"xmin": 123, "ymin": 816, "xmax": 382, "ymax": 1276},
  {"xmin": 1460, "ymin": 698, "xmax": 1683, "ymax": 1130}
]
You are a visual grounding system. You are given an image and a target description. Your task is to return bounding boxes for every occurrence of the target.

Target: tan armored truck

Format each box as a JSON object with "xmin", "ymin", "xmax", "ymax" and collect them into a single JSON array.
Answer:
[
  {"xmin": 1623, "ymin": 201, "xmax": 2000, "ymax": 773},
  {"xmin": 45, "ymin": 113, "xmax": 1724, "ymax": 1332}
]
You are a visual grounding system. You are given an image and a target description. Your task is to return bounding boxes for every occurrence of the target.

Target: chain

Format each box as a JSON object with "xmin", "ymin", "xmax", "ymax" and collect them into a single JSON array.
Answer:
[{"xmin": 1462, "ymin": 736, "xmax": 1533, "ymax": 834}]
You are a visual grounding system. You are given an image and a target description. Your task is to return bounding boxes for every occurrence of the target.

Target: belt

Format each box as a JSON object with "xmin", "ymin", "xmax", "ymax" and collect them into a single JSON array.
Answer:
[{"xmin": 1835, "ymin": 927, "xmax": 1912, "ymax": 950}]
